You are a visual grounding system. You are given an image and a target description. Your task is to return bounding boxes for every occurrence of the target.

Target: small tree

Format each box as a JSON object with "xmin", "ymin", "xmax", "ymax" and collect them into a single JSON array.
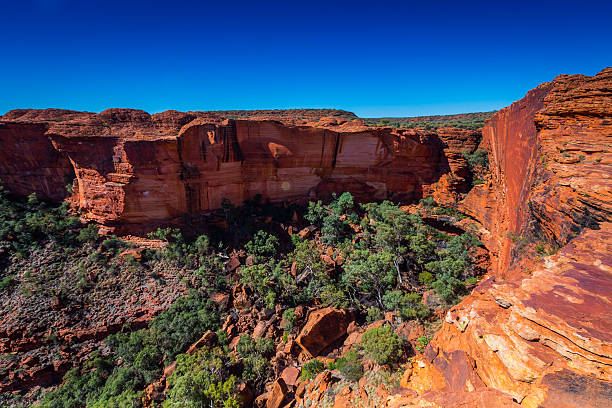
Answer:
[
  {"xmin": 245, "ymin": 230, "xmax": 279, "ymax": 262},
  {"xmin": 342, "ymin": 250, "xmax": 396, "ymax": 308},
  {"xmin": 360, "ymin": 325, "xmax": 403, "ymax": 366}
]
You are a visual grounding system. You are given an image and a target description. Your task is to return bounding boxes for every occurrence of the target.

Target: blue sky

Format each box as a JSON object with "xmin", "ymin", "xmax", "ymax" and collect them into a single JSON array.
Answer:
[{"xmin": 1, "ymin": 0, "xmax": 610, "ymax": 117}]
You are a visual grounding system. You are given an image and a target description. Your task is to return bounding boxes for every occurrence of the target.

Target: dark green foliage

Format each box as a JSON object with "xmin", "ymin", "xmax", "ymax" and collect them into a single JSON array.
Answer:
[
  {"xmin": 321, "ymin": 213, "xmax": 350, "ymax": 245},
  {"xmin": 366, "ymin": 306, "xmax": 384, "ymax": 323},
  {"xmin": 101, "ymin": 236, "xmax": 130, "ymax": 257},
  {"xmin": 40, "ymin": 290, "xmax": 221, "ymax": 408},
  {"xmin": 38, "ymin": 355, "xmax": 117, "ymax": 408},
  {"xmin": 0, "ymin": 275, "xmax": 15, "ymax": 291},
  {"xmin": 426, "ymin": 232, "xmax": 481, "ymax": 304},
  {"xmin": 77, "ymin": 224, "xmax": 99, "ymax": 244},
  {"xmin": 382, "ymin": 291, "xmax": 429, "ymax": 321},
  {"xmin": 236, "ymin": 335, "xmax": 274, "ymax": 391},
  {"xmin": 418, "ymin": 271, "xmax": 434, "ymax": 286},
  {"xmin": 300, "ymin": 359, "xmax": 325, "ymax": 380},
  {"xmin": 462, "ymin": 149, "xmax": 489, "ymax": 170},
  {"xmin": 163, "ymin": 348, "xmax": 240, "ymax": 408},
  {"xmin": 305, "ymin": 200, "xmax": 326, "ymax": 227},
  {"xmin": 0, "ymin": 189, "xmax": 82, "ymax": 256},
  {"xmin": 239, "ymin": 259, "xmax": 296, "ymax": 308},
  {"xmin": 360, "ymin": 325, "xmax": 403, "ymax": 366},
  {"xmin": 342, "ymin": 250, "xmax": 396, "ymax": 307},
  {"xmin": 281, "ymin": 308, "xmax": 296, "ymax": 332},
  {"xmin": 363, "ymin": 111, "xmax": 496, "ymax": 130},
  {"xmin": 335, "ymin": 350, "xmax": 363, "ymax": 382},
  {"xmin": 244, "ymin": 230, "xmax": 279, "ymax": 262},
  {"xmin": 329, "ymin": 192, "xmax": 354, "ymax": 215},
  {"xmin": 150, "ymin": 290, "xmax": 221, "ymax": 361}
]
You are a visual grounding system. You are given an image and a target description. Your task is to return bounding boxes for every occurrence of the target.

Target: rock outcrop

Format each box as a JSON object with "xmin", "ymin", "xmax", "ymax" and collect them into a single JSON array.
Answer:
[
  {"xmin": 0, "ymin": 109, "xmax": 481, "ymax": 233},
  {"xmin": 396, "ymin": 67, "xmax": 612, "ymax": 407},
  {"xmin": 290, "ymin": 68, "xmax": 612, "ymax": 408}
]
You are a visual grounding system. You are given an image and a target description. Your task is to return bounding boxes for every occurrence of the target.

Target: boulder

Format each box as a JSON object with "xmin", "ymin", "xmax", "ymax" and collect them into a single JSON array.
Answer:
[
  {"xmin": 266, "ymin": 378, "xmax": 288, "ymax": 408},
  {"xmin": 295, "ymin": 307, "xmax": 350, "ymax": 358}
]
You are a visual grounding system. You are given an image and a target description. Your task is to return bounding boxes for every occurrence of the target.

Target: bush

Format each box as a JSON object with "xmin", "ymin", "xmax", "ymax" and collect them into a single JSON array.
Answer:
[
  {"xmin": 335, "ymin": 350, "xmax": 363, "ymax": 382},
  {"xmin": 236, "ymin": 335, "xmax": 274, "ymax": 390},
  {"xmin": 301, "ymin": 359, "xmax": 325, "ymax": 380},
  {"xmin": 0, "ymin": 275, "xmax": 15, "ymax": 291},
  {"xmin": 244, "ymin": 230, "xmax": 279, "ymax": 262},
  {"xmin": 163, "ymin": 348, "xmax": 240, "ymax": 408},
  {"xmin": 239, "ymin": 259, "xmax": 296, "ymax": 308},
  {"xmin": 462, "ymin": 149, "xmax": 489, "ymax": 170},
  {"xmin": 418, "ymin": 271, "xmax": 434, "ymax": 286},
  {"xmin": 329, "ymin": 192, "xmax": 354, "ymax": 215},
  {"xmin": 415, "ymin": 336, "xmax": 432, "ymax": 353},
  {"xmin": 281, "ymin": 308, "xmax": 296, "ymax": 332},
  {"xmin": 382, "ymin": 291, "xmax": 430, "ymax": 322},
  {"xmin": 360, "ymin": 325, "xmax": 403, "ymax": 366},
  {"xmin": 77, "ymin": 224, "xmax": 99, "ymax": 244},
  {"xmin": 342, "ymin": 250, "xmax": 396, "ymax": 308},
  {"xmin": 366, "ymin": 306, "xmax": 384, "ymax": 323},
  {"xmin": 305, "ymin": 200, "xmax": 326, "ymax": 227},
  {"xmin": 150, "ymin": 290, "xmax": 220, "ymax": 361},
  {"xmin": 321, "ymin": 213, "xmax": 349, "ymax": 245}
]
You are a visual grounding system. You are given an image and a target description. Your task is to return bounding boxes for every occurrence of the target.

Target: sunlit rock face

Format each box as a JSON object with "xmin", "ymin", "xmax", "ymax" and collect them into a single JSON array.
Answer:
[
  {"xmin": 396, "ymin": 67, "xmax": 612, "ymax": 408},
  {"xmin": 0, "ymin": 109, "xmax": 480, "ymax": 232}
]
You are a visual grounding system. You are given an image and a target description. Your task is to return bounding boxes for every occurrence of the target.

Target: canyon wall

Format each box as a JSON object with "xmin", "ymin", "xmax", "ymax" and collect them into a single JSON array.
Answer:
[
  {"xmin": 0, "ymin": 110, "xmax": 480, "ymax": 232},
  {"xmin": 393, "ymin": 68, "xmax": 612, "ymax": 407}
]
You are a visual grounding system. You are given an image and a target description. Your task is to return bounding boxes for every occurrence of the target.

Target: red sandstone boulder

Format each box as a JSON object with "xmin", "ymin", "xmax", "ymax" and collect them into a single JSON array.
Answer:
[
  {"xmin": 266, "ymin": 378, "xmax": 288, "ymax": 408},
  {"xmin": 295, "ymin": 308, "xmax": 350, "ymax": 358}
]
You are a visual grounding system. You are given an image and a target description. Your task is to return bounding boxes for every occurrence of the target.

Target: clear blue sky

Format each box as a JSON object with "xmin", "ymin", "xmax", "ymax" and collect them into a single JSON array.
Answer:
[{"xmin": 1, "ymin": 0, "xmax": 610, "ymax": 117}]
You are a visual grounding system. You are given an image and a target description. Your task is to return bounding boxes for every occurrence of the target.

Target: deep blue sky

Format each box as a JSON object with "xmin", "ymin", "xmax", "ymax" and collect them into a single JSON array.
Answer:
[{"xmin": 1, "ymin": 0, "xmax": 610, "ymax": 117}]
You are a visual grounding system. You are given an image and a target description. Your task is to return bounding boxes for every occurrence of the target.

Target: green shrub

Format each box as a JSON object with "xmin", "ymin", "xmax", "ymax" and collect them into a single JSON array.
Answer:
[
  {"xmin": 239, "ymin": 259, "xmax": 296, "ymax": 308},
  {"xmin": 236, "ymin": 335, "xmax": 274, "ymax": 389},
  {"xmin": 329, "ymin": 192, "xmax": 354, "ymax": 215},
  {"xmin": 305, "ymin": 200, "xmax": 326, "ymax": 227},
  {"xmin": 38, "ymin": 355, "xmax": 114, "ymax": 408},
  {"xmin": 150, "ymin": 290, "xmax": 220, "ymax": 361},
  {"xmin": 418, "ymin": 271, "xmax": 434, "ymax": 286},
  {"xmin": 0, "ymin": 275, "xmax": 15, "ymax": 291},
  {"xmin": 415, "ymin": 336, "xmax": 432, "ymax": 353},
  {"xmin": 383, "ymin": 291, "xmax": 430, "ymax": 322},
  {"xmin": 321, "ymin": 213, "xmax": 349, "ymax": 245},
  {"xmin": 342, "ymin": 250, "xmax": 396, "ymax": 308},
  {"xmin": 77, "ymin": 224, "xmax": 99, "ymax": 244},
  {"xmin": 366, "ymin": 306, "xmax": 384, "ymax": 323},
  {"xmin": 360, "ymin": 325, "xmax": 403, "ymax": 366},
  {"xmin": 281, "ymin": 308, "xmax": 296, "ymax": 332},
  {"xmin": 462, "ymin": 149, "xmax": 489, "ymax": 170},
  {"xmin": 244, "ymin": 230, "xmax": 279, "ymax": 262},
  {"xmin": 335, "ymin": 350, "xmax": 363, "ymax": 382},
  {"xmin": 163, "ymin": 348, "xmax": 240, "ymax": 408},
  {"xmin": 301, "ymin": 359, "xmax": 325, "ymax": 380}
]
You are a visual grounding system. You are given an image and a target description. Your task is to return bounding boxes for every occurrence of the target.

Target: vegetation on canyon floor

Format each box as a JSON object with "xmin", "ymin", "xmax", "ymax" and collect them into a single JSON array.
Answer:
[
  {"xmin": 0, "ymin": 187, "xmax": 485, "ymax": 408},
  {"xmin": 364, "ymin": 111, "xmax": 496, "ymax": 130}
]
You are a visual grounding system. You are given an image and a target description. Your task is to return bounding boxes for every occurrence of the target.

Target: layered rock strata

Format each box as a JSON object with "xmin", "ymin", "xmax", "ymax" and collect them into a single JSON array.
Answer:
[
  {"xmin": 395, "ymin": 67, "xmax": 612, "ymax": 407},
  {"xmin": 0, "ymin": 110, "xmax": 480, "ymax": 232}
]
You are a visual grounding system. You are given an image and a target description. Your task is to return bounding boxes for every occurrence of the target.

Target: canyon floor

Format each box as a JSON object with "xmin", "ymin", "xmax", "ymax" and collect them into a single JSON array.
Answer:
[{"xmin": 0, "ymin": 68, "xmax": 610, "ymax": 408}]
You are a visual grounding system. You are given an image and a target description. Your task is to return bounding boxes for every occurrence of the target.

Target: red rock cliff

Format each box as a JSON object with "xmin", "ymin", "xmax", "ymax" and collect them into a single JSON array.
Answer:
[
  {"xmin": 0, "ymin": 110, "xmax": 480, "ymax": 232},
  {"xmin": 395, "ymin": 67, "xmax": 612, "ymax": 407}
]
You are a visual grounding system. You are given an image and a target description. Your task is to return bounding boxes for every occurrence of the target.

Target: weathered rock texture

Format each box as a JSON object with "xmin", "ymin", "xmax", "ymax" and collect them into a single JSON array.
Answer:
[
  {"xmin": 396, "ymin": 67, "xmax": 612, "ymax": 407},
  {"xmin": 0, "ymin": 109, "xmax": 480, "ymax": 232}
]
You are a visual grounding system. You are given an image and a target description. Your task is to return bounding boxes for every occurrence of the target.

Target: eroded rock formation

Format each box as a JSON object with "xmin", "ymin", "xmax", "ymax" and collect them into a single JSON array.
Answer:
[
  {"xmin": 394, "ymin": 67, "xmax": 612, "ymax": 407},
  {"xmin": 0, "ymin": 109, "xmax": 480, "ymax": 232}
]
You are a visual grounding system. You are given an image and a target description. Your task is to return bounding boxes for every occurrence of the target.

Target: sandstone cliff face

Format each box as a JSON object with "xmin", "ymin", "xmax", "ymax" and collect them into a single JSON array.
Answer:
[
  {"xmin": 394, "ymin": 68, "xmax": 612, "ymax": 407},
  {"xmin": 0, "ymin": 110, "xmax": 480, "ymax": 232}
]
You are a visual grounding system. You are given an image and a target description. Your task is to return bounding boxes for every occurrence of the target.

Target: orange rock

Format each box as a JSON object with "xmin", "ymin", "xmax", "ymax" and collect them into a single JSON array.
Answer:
[
  {"xmin": 0, "ymin": 110, "xmax": 480, "ymax": 232},
  {"xmin": 295, "ymin": 308, "xmax": 350, "ymax": 358},
  {"xmin": 280, "ymin": 366, "xmax": 300, "ymax": 387},
  {"xmin": 266, "ymin": 378, "xmax": 288, "ymax": 408}
]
